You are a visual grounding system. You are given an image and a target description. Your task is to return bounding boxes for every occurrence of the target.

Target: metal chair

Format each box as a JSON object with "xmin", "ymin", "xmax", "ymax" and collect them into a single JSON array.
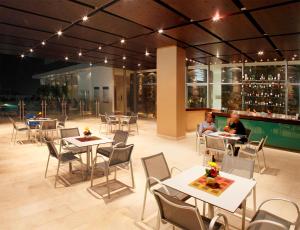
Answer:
[
  {"xmin": 247, "ymin": 198, "xmax": 300, "ymax": 230},
  {"xmin": 44, "ymin": 137, "xmax": 84, "ymax": 188},
  {"xmin": 99, "ymin": 114, "xmax": 108, "ymax": 134},
  {"xmin": 196, "ymin": 124, "xmax": 205, "ymax": 153},
  {"xmin": 96, "ymin": 130, "xmax": 128, "ymax": 158},
  {"xmin": 90, "ymin": 144, "xmax": 135, "ymax": 199},
  {"xmin": 140, "ymin": 153, "xmax": 191, "ymax": 221},
  {"xmin": 153, "ymin": 189, "xmax": 229, "ymax": 230},
  {"xmin": 221, "ymin": 154, "xmax": 257, "ymax": 211},
  {"xmin": 239, "ymin": 136, "xmax": 268, "ymax": 174},
  {"xmin": 106, "ymin": 115, "xmax": 119, "ymax": 133},
  {"xmin": 57, "ymin": 115, "xmax": 68, "ymax": 128},
  {"xmin": 8, "ymin": 116, "xmax": 30, "ymax": 144},
  {"xmin": 204, "ymin": 136, "xmax": 233, "ymax": 165},
  {"xmin": 121, "ymin": 115, "xmax": 139, "ymax": 134},
  {"xmin": 39, "ymin": 119, "xmax": 57, "ymax": 142}
]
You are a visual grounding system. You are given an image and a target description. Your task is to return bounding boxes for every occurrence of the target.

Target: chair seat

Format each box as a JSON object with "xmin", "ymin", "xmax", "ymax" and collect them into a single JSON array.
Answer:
[
  {"xmin": 16, "ymin": 126, "xmax": 28, "ymax": 131},
  {"xmin": 157, "ymin": 186, "xmax": 190, "ymax": 201},
  {"xmin": 60, "ymin": 152, "xmax": 80, "ymax": 163},
  {"xmin": 64, "ymin": 146, "xmax": 88, "ymax": 154},
  {"xmin": 250, "ymin": 210, "xmax": 292, "ymax": 230},
  {"xmin": 240, "ymin": 147, "xmax": 256, "ymax": 155},
  {"xmin": 96, "ymin": 146, "xmax": 113, "ymax": 157}
]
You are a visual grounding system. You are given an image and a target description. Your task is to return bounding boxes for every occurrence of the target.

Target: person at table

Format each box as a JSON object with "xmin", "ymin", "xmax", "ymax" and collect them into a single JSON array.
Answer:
[
  {"xmin": 198, "ymin": 112, "xmax": 217, "ymax": 135},
  {"xmin": 224, "ymin": 112, "xmax": 246, "ymax": 135}
]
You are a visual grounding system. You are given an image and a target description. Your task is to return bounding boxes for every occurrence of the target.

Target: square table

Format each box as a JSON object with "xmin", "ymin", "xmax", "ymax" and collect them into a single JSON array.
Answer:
[
  {"xmin": 63, "ymin": 135, "xmax": 113, "ymax": 173},
  {"xmin": 162, "ymin": 165, "xmax": 256, "ymax": 230},
  {"xmin": 207, "ymin": 131, "xmax": 243, "ymax": 141}
]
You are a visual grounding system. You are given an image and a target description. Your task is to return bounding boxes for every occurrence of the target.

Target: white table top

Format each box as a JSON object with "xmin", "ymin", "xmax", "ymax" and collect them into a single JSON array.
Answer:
[
  {"xmin": 63, "ymin": 135, "xmax": 113, "ymax": 147},
  {"xmin": 162, "ymin": 165, "xmax": 256, "ymax": 213},
  {"xmin": 207, "ymin": 131, "xmax": 242, "ymax": 141}
]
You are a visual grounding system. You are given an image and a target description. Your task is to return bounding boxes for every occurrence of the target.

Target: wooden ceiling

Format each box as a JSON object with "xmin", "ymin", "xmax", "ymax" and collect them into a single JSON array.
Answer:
[{"xmin": 0, "ymin": 0, "xmax": 299, "ymax": 70}]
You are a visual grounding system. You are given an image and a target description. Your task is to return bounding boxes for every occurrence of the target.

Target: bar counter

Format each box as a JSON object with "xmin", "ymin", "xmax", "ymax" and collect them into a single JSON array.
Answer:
[{"xmin": 213, "ymin": 111, "xmax": 300, "ymax": 152}]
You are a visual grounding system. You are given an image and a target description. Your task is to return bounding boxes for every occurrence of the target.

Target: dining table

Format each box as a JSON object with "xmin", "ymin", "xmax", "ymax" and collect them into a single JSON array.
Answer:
[
  {"xmin": 63, "ymin": 135, "xmax": 113, "ymax": 175},
  {"xmin": 162, "ymin": 165, "xmax": 256, "ymax": 230}
]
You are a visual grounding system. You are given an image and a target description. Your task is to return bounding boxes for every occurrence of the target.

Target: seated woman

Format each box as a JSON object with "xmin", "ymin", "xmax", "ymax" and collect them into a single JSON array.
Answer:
[{"xmin": 198, "ymin": 112, "xmax": 217, "ymax": 135}]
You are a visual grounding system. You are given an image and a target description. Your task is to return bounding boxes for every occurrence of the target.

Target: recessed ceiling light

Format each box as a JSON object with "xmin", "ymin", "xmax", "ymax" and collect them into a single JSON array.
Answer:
[
  {"xmin": 267, "ymin": 59, "xmax": 269, "ymax": 61},
  {"xmin": 65, "ymin": 56, "xmax": 68, "ymax": 61},
  {"xmin": 104, "ymin": 58, "xmax": 108, "ymax": 64},
  {"xmin": 123, "ymin": 65, "xmax": 125, "ymax": 69},
  {"xmin": 216, "ymin": 52, "xmax": 220, "ymax": 58},
  {"xmin": 89, "ymin": 62, "xmax": 92, "ymax": 66},
  {"xmin": 294, "ymin": 54, "xmax": 298, "ymax": 57},
  {"xmin": 82, "ymin": 16, "xmax": 88, "ymax": 22},
  {"xmin": 120, "ymin": 38, "xmax": 125, "ymax": 44},
  {"xmin": 138, "ymin": 63, "xmax": 141, "ymax": 67},
  {"xmin": 239, "ymin": 60, "xmax": 242, "ymax": 63},
  {"xmin": 257, "ymin": 51, "xmax": 264, "ymax": 56},
  {"xmin": 212, "ymin": 12, "xmax": 220, "ymax": 22},
  {"xmin": 57, "ymin": 30, "xmax": 62, "ymax": 36},
  {"xmin": 241, "ymin": 7, "xmax": 247, "ymax": 11},
  {"xmin": 20, "ymin": 54, "xmax": 24, "ymax": 58},
  {"xmin": 158, "ymin": 29, "xmax": 163, "ymax": 34},
  {"xmin": 41, "ymin": 41, "xmax": 46, "ymax": 46},
  {"xmin": 292, "ymin": 57, "xmax": 295, "ymax": 61},
  {"xmin": 29, "ymin": 48, "xmax": 33, "ymax": 53},
  {"xmin": 98, "ymin": 46, "xmax": 102, "ymax": 50},
  {"xmin": 145, "ymin": 50, "xmax": 150, "ymax": 56},
  {"xmin": 185, "ymin": 58, "xmax": 188, "ymax": 61},
  {"xmin": 260, "ymin": 59, "xmax": 263, "ymax": 62},
  {"xmin": 78, "ymin": 52, "xmax": 82, "ymax": 56},
  {"xmin": 274, "ymin": 58, "xmax": 277, "ymax": 61},
  {"xmin": 263, "ymin": 33, "xmax": 268, "ymax": 36},
  {"xmin": 245, "ymin": 59, "xmax": 248, "ymax": 63},
  {"xmin": 122, "ymin": 56, "xmax": 126, "ymax": 60}
]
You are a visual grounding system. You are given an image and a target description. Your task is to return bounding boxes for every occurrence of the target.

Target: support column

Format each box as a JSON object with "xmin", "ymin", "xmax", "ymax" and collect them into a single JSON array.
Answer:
[{"xmin": 157, "ymin": 46, "xmax": 186, "ymax": 139}]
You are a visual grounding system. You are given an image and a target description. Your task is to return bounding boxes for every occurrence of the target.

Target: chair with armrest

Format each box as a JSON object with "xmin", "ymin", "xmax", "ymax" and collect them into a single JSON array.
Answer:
[
  {"xmin": 140, "ymin": 153, "xmax": 192, "ymax": 222},
  {"xmin": 247, "ymin": 198, "xmax": 300, "ymax": 230},
  {"xmin": 153, "ymin": 189, "xmax": 229, "ymax": 230},
  {"xmin": 239, "ymin": 136, "xmax": 268, "ymax": 174}
]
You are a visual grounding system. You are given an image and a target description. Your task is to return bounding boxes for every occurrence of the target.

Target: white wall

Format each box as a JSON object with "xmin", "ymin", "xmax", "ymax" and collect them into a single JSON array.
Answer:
[{"xmin": 77, "ymin": 65, "xmax": 114, "ymax": 113}]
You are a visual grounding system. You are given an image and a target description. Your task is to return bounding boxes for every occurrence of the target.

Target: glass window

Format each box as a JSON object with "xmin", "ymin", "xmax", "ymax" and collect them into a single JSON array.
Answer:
[
  {"xmin": 288, "ymin": 65, "xmax": 300, "ymax": 83},
  {"xmin": 221, "ymin": 66, "xmax": 242, "ymax": 83},
  {"xmin": 221, "ymin": 85, "xmax": 242, "ymax": 110},
  {"xmin": 186, "ymin": 85, "xmax": 207, "ymax": 108},
  {"xmin": 186, "ymin": 68, "xmax": 207, "ymax": 83},
  {"xmin": 288, "ymin": 85, "xmax": 300, "ymax": 115}
]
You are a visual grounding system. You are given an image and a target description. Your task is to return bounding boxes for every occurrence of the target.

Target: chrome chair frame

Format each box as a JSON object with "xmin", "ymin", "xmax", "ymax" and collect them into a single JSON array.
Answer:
[{"xmin": 9, "ymin": 116, "xmax": 30, "ymax": 144}]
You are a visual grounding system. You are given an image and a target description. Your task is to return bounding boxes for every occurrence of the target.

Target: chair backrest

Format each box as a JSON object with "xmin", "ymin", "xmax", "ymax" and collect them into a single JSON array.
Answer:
[
  {"xmin": 129, "ymin": 115, "xmax": 138, "ymax": 124},
  {"xmin": 44, "ymin": 138, "xmax": 59, "ymax": 159},
  {"xmin": 8, "ymin": 116, "xmax": 17, "ymax": 129},
  {"xmin": 245, "ymin": 128, "xmax": 252, "ymax": 139},
  {"xmin": 257, "ymin": 136, "xmax": 267, "ymax": 152},
  {"xmin": 113, "ymin": 130, "xmax": 128, "ymax": 146},
  {"xmin": 41, "ymin": 120, "xmax": 57, "ymax": 130},
  {"xmin": 99, "ymin": 114, "xmax": 107, "ymax": 123},
  {"xmin": 221, "ymin": 154, "xmax": 255, "ymax": 179},
  {"xmin": 60, "ymin": 127, "xmax": 80, "ymax": 138},
  {"xmin": 153, "ymin": 190, "xmax": 206, "ymax": 230},
  {"xmin": 205, "ymin": 135, "xmax": 227, "ymax": 152},
  {"xmin": 58, "ymin": 115, "xmax": 68, "ymax": 123},
  {"xmin": 108, "ymin": 144, "xmax": 134, "ymax": 167},
  {"xmin": 141, "ymin": 153, "xmax": 171, "ymax": 188},
  {"xmin": 196, "ymin": 124, "xmax": 200, "ymax": 136}
]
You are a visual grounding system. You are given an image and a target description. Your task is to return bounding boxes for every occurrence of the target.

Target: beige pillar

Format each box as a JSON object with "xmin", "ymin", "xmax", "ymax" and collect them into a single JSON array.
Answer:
[{"xmin": 157, "ymin": 46, "xmax": 186, "ymax": 139}]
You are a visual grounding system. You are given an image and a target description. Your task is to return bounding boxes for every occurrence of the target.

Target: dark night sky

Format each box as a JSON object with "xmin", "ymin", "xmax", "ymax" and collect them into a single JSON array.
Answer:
[{"xmin": 0, "ymin": 54, "xmax": 77, "ymax": 96}]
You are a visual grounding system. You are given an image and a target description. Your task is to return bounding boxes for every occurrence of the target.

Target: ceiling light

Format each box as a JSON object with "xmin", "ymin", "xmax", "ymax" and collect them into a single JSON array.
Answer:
[
  {"xmin": 294, "ymin": 54, "xmax": 298, "ymax": 57},
  {"xmin": 120, "ymin": 38, "xmax": 125, "ymax": 44},
  {"xmin": 245, "ymin": 60, "xmax": 248, "ymax": 63},
  {"xmin": 123, "ymin": 65, "xmax": 125, "ymax": 69},
  {"xmin": 158, "ymin": 29, "xmax": 163, "ymax": 34},
  {"xmin": 122, "ymin": 56, "xmax": 126, "ymax": 60},
  {"xmin": 257, "ymin": 50, "xmax": 264, "ymax": 56},
  {"xmin": 98, "ymin": 46, "xmax": 102, "ymax": 50},
  {"xmin": 65, "ymin": 56, "xmax": 68, "ymax": 61},
  {"xmin": 20, "ymin": 54, "xmax": 24, "ymax": 58},
  {"xmin": 145, "ymin": 50, "xmax": 150, "ymax": 56},
  {"xmin": 138, "ymin": 63, "xmax": 141, "ymax": 67},
  {"xmin": 185, "ymin": 58, "xmax": 188, "ymax": 61},
  {"xmin": 82, "ymin": 16, "xmax": 88, "ymax": 22},
  {"xmin": 274, "ymin": 58, "xmax": 277, "ymax": 61},
  {"xmin": 267, "ymin": 59, "xmax": 269, "ymax": 61},
  {"xmin": 241, "ymin": 7, "xmax": 247, "ymax": 11},
  {"xmin": 260, "ymin": 59, "xmax": 263, "ymax": 62},
  {"xmin": 292, "ymin": 57, "xmax": 295, "ymax": 61},
  {"xmin": 41, "ymin": 41, "xmax": 46, "ymax": 46},
  {"xmin": 216, "ymin": 52, "xmax": 220, "ymax": 58},
  {"xmin": 29, "ymin": 48, "xmax": 33, "ymax": 53},
  {"xmin": 89, "ymin": 62, "xmax": 92, "ymax": 66},
  {"xmin": 78, "ymin": 52, "xmax": 82, "ymax": 56},
  {"xmin": 212, "ymin": 12, "xmax": 220, "ymax": 22},
  {"xmin": 57, "ymin": 30, "xmax": 62, "ymax": 36},
  {"xmin": 104, "ymin": 58, "xmax": 108, "ymax": 64}
]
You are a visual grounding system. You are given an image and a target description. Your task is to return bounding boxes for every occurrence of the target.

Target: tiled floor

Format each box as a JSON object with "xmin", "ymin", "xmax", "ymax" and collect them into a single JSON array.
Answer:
[{"xmin": 0, "ymin": 118, "xmax": 299, "ymax": 230}]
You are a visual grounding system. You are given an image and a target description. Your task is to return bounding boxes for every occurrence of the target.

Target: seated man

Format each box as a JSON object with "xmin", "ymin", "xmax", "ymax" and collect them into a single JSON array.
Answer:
[
  {"xmin": 224, "ymin": 112, "xmax": 246, "ymax": 155},
  {"xmin": 198, "ymin": 112, "xmax": 217, "ymax": 135}
]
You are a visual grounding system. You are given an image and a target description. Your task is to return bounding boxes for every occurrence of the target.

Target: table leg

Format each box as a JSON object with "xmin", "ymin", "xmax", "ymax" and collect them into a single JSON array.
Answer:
[
  {"xmin": 241, "ymin": 199, "xmax": 247, "ymax": 230},
  {"xmin": 207, "ymin": 203, "xmax": 214, "ymax": 218},
  {"xmin": 86, "ymin": 145, "xmax": 91, "ymax": 172}
]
